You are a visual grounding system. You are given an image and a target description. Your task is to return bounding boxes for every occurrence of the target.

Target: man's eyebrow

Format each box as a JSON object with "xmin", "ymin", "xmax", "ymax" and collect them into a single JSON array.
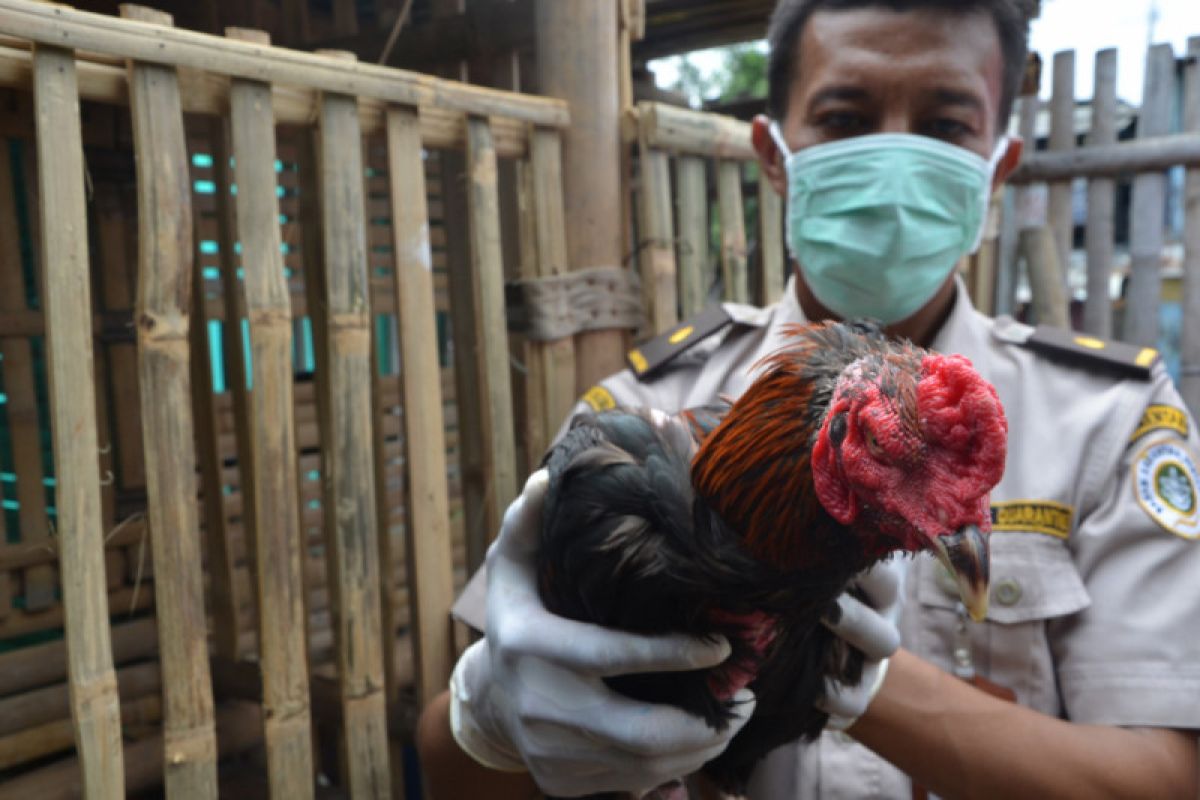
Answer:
[
  {"xmin": 931, "ymin": 88, "xmax": 986, "ymax": 112},
  {"xmin": 806, "ymin": 86, "xmax": 871, "ymax": 110}
]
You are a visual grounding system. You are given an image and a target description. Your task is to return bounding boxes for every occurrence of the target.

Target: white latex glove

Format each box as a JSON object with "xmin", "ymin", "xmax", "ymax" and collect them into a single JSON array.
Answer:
[
  {"xmin": 817, "ymin": 558, "xmax": 906, "ymax": 730},
  {"xmin": 450, "ymin": 469, "xmax": 756, "ymax": 797}
]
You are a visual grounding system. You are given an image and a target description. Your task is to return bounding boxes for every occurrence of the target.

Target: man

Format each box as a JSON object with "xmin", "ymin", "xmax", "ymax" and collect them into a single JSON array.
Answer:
[{"xmin": 417, "ymin": 1, "xmax": 1200, "ymax": 796}]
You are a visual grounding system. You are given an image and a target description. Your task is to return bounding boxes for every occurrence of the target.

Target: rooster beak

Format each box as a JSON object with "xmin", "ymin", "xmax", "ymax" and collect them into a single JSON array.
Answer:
[{"xmin": 930, "ymin": 524, "xmax": 990, "ymax": 621}]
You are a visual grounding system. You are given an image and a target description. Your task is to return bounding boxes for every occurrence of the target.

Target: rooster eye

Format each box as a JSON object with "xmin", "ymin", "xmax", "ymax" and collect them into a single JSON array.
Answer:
[{"xmin": 864, "ymin": 430, "xmax": 885, "ymax": 458}]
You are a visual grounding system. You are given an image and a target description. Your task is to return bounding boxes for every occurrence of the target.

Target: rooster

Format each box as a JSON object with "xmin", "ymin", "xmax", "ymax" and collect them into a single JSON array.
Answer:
[{"xmin": 536, "ymin": 319, "xmax": 1008, "ymax": 797}]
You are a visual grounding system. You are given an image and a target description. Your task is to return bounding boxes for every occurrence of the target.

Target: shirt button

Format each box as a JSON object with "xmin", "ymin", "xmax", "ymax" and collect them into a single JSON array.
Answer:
[{"xmin": 993, "ymin": 579, "xmax": 1023, "ymax": 607}]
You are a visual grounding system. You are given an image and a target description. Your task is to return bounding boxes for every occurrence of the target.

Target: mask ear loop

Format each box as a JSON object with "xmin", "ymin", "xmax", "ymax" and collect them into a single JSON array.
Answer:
[
  {"xmin": 968, "ymin": 136, "xmax": 1011, "ymax": 254},
  {"xmin": 768, "ymin": 121, "xmax": 793, "ymax": 159}
]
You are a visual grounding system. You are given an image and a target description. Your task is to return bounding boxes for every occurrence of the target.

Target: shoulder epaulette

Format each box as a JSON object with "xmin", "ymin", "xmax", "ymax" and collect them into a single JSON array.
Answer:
[
  {"xmin": 626, "ymin": 305, "xmax": 734, "ymax": 380},
  {"xmin": 1018, "ymin": 325, "xmax": 1159, "ymax": 380}
]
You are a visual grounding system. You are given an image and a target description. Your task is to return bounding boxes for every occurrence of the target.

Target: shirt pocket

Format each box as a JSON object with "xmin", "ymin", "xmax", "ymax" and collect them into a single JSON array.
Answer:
[{"xmin": 913, "ymin": 533, "xmax": 1091, "ymax": 716}]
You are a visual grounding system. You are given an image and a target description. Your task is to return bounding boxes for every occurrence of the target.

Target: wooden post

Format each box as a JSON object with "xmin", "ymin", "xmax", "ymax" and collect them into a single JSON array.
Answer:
[
  {"xmin": 1020, "ymin": 226, "xmax": 1071, "ymax": 329},
  {"xmin": 121, "ymin": 6, "xmax": 219, "ymax": 795},
  {"xmin": 758, "ymin": 165, "xmax": 785, "ymax": 305},
  {"xmin": 676, "ymin": 156, "xmax": 709, "ymax": 318},
  {"xmin": 637, "ymin": 135, "xmax": 679, "ymax": 333},
  {"xmin": 385, "ymin": 105, "xmax": 456, "ymax": 705},
  {"xmin": 314, "ymin": 59, "xmax": 392, "ymax": 799},
  {"xmin": 1125, "ymin": 44, "xmax": 1175, "ymax": 347},
  {"xmin": 535, "ymin": 0, "xmax": 626, "ymax": 392},
  {"xmin": 1048, "ymin": 50, "xmax": 1076, "ymax": 289},
  {"xmin": 1182, "ymin": 36, "xmax": 1200, "ymax": 418},
  {"xmin": 31, "ymin": 42, "xmax": 125, "ymax": 799},
  {"xmin": 718, "ymin": 160, "xmax": 749, "ymax": 304},
  {"xmin": 1084, "ymin": 48, "xmax": 1118, "ymax": 339},
  {"xmin": 226, "ymin": 25, "xmax": 316, "ymax": 800}
]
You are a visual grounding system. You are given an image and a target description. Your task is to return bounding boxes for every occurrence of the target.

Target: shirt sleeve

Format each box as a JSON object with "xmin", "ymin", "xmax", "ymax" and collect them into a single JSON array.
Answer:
[{"xmin": 1049, "ymin": 368, "xmax": 1200, "ymax": 728}]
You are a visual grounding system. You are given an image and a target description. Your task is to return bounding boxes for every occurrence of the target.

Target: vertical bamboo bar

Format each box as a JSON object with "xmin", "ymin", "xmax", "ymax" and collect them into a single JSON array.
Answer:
[
  {"xmin": 386, "ymin": 106, "xmax": 456, "ymax": 705},
  {"xmin": 1126, "ymin": 43, "xmax": 1175, "ymax": 347},
  {"xmin": 31, "ymin": 43, "xmax": 124, "ymax": 799},
  {"xmin": 528, "ymin": 127, "xmax": 577, "ymax": 452},
  {"xmin": 999, "ymin": 93, "xmax": 1041, "ymax": 318},
  {"xmin": 466, "ymin": 115, "xmax": 519, "ymax": 544},
  {"xmin": 1182, "ymin": 36, "xmax": 1200, "ymax": 417},
  {"xmin": 718, "ymin": 160, "xmax": 749, "ymax": 304},
  {"xmin": 121, "ymin": 6, "xmax": 218, "ymax": 796},
  {"xmin": 1048, "ymin": 50, "xmax": 1075, "ymax": 288},
  {"xmin": 758, "ymin": 166, "xmax": 785, "ymax": 305},
  {"xmin": 637, "ymin": 137, "xmax": 678, "ymax": 333},
  {"xmin": 226, "ymin": 26, "xmax": 315, "ymax": 800},
  {"xmin": 315, "ymin": 72, "xmax": 391, "ymax": 800},
  {"xmin": 1084, "ymin": 48, "xmax": 1118, "ymax": 338},
  {"xmin": 676, "ymin": 156, "xmax": 709, "ymax": 317}
]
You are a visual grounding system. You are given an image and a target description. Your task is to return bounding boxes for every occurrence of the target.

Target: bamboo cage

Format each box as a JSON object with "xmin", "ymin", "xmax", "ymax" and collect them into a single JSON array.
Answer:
[{"xmin": 0, "ymin": 0, "xmax": 572, "ymax": 795}]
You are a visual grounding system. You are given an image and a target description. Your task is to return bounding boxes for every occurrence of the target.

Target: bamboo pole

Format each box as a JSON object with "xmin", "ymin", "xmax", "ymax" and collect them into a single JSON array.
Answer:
[
  {"xmin": 637, "ymin": 134, "xmax": 679, "ymax": 334},
  {"xmin": 718, "ymin": 160, "xmax": 749, "ymax": 304},
  {"xmin": 998, "ymin": 94, "xmax": 1040, "ymax": 318},
  {"xmin": 676, "ymin": 156, "xmax": 710, "ymax": 318},
  {"xmin": 385, "ymin": 105, "xmax": 456, "ymax": 705},
  {"xmin": 758, "ymin": 165, "xmax": 785, "ymax": 305},
  {"xmin": 1047, "ymin": 50, "xmax": 1075, "ymax": 287},
  {"xmin": 637, "ymin": 101, "xmax": 755, "ymax": 161},
  {"xmin": 315, "ymin": 66, "xmax": 392, "ymax": 799},
  {"xmin": 1083, "ymin": 48, "xmax": 1118, "ymax": 339},
  {"xmin": 31, "ymin": 41, "xmax": 124, "ymax": 799},
  {"xmin": 1126, "ymin": 43, "xmax": 1175, "ymax": 348},
  {"xmin": 0, "ymin": 616, "xmax": 157, "ymax": 698},
  {"xmin": 0, "ymin": 661, "xmax": 160, "ymax": 740},
  {"xmin": 122, "ymin": 7, "xmax": 218, "ymax": 795},
  {"xmin": 226, "ymin": 25, "xmax": 316, "ymax": 799},
  {"xmin": 1020, "ymin": 226, "xmax": 1071, "ymax": 329},
  {"xmin": 1183, "ymin": 36, "xmax": 1200, "ymax": 418},
  {"xmin": 1009, "ymin": 133, "xmax": 1200, "ymax": 183}
]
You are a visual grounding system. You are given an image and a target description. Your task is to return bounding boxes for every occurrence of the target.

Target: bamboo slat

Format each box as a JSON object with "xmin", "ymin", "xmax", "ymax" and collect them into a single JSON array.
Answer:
[
  {"xmin": 1047, "ymin": 50, "xmax": 1075, "ymax": 284},
  {"xmin": 637, "ymin": 101, "xmax": 754, "ymax": 161},
  {"xmin": 385, "ymin": 105, "xmax": 455, "ymax": 705},
  {"xmin": 717, "ymin": 160, "xmax": 749, "ymax": 304},
  {"xmin": 226, "ymin": 26, "xmax": 315, "ymax": 800},
  {"xmin": 1125, "ymin": 43, "xmax": 1175, "ymax": 347},
  {"xmin": 1083, "ymin": 48, "xmax": 1118, "ymax": 339},
  {"xmin": 32, "ymin": 42, "xmax": 124, "ymax": 799},
  {"xmin": 1183, "ymin": 36, "xmax": 1200, "ymax": 418},
  {"xmin": 0, "ymin": 616, "xmax": 157, "ymax": 697},
  {"xmin": 997, "ymin": 94, "xmax": 1041, "ymax": 317},
  {"xmin": 0, "ymin": 661, "xmax": 160, "ymax": 740},
  {"xmin": 466, "ymin": 115, "xmax": 519, "ymax": 546},
  {"xmin": 638, "ymin": 135, "xmax": 679, "ymax": 334},
  {"xmin": 675, "ymin": 155, "xmax": 709, "ymax": 318},
  {"xmin": 1009, "ymin": 134, "xmax": 1200, "ymax": 183},
  {"xmin": 123, "ymin": 8, "xmax": 219, "ymax": 794},
  {"xmin": 316, "ymin": 79, "xmax": 391, "ymax": 799},
  {"xmin": 758, "ymin": 167, "xmax": 785, "ymax": 305}
]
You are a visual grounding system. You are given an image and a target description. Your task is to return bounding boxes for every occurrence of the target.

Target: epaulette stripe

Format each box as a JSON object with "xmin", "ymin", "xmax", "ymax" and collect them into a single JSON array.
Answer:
[
  {"xmin": 1019, "ymin": 325, "xmax": 1158, "ymax": 380},
  {"xmin": 626, "ymin": 305, "xmax": 734, "ymax": 380}
]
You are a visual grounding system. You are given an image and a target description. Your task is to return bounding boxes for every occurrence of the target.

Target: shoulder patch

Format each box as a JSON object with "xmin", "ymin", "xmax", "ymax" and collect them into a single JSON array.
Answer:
[
  {"xmin": 626, "ymin": 304, "xmax": 733, "ymax": 380},
  {"xmin": 581, "ymin": 385, "xmax": 617, "ymax": 412},
  {"xmin": 991, "ymin": 500, "xmax": 1073, "ymax": 540},
  {"xmin": 1132, "ymin": 439, "xmax": 1200, "ymax": 540},
  {"xmin": 1130, "ymin": 405, "xmax": 1190, "ymax": 444},
  {"xmin": 1016, "ymin": 325, "xmax": 1158, "ymax": 380}
]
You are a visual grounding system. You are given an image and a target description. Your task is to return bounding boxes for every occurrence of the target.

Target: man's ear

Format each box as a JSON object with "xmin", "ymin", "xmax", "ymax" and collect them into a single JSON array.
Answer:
[
  {"xmin": 751, "ymin": 115, "xmax": 788, "ymax": 198},
  {"xmin": 991, "ymin": 135, "xmax": 1024, "ymax": 191}
]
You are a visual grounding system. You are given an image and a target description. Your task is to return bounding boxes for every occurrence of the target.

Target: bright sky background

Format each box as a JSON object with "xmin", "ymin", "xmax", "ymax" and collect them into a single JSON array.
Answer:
[{"xmin": 650, "ymin": 0, "xmax": 1200, "ymax": 106}]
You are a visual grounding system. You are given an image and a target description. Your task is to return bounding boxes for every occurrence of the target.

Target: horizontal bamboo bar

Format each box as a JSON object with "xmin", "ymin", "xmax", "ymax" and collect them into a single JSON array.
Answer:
[
  {"xmin": 0, "ymin": 0, "xmax": 568, "ymax": 126},
  {"xmin": 635, "ymin": 101, "xmax": 755, "ymax": 161},
  {"xmin": 0, "ymin": 661, "xmax": 160, "ymax": 740},
  {"xmin": 1010, "ymin": 132, "xmax": 1200, "ymax": 183}
]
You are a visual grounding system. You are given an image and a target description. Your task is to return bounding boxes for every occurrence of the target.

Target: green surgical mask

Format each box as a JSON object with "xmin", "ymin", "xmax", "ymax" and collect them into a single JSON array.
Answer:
[{"xmin": 770, "ymin": 126, "xmax": 1006, "ymax": 324}]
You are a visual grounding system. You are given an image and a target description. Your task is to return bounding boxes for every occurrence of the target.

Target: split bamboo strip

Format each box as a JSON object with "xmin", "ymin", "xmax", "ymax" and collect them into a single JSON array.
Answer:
[
  {"xmin": 528, "ymin": 128, "xmax": 577, "ymax": 451},
  {"xmin": 0, "ymin": 0, "xmax": 568, "ymax": 126},
  {"xmin": 1126, "ymin": 43, "xmax": 1175, "ymax": 347},
  {"xmin": 123, "ymin": 8, "xmax": 218, "ymax": 794},
  {"xmin": 316, "ymin": 77, "xmax": 392, "ymax": 799},
  {"xmin": 718, "ymin": 160, "xmax": 749, "ymax": 304},
  {"xmin": 676, "ymin": 155, "xmax": 709, "ymax": 318},
  {"xmin": 758, "ymin": 166, "xmax": 786, "ymax": 305},
  {"xmin": 385, "ymin": 105, "xmax": 455, "ymax": 705},
  {"xmin": 1083, "ymin": 48, "xmax": 1118, "ymax": 339},
  {"xmin": 638, "ymin": 133, "xmax": 679, "ymax": 334},
  {"xmin": 1183, "ymin": 36, "xmax": 1200, "ymax": 418},
  {"xmin": 227, "ymin": 26, "xmax": 315, "ymax": 799},
  {"xmin": 0, "ymin": 133, "xmax": 53, "ymax": 610},
  {"xmin": 466, "ymin": 115, "xmax": 519, "ymax": 545},
  {"xmin": 31, "ymin": 42, "xmax": 124, "ymax": 799},
  {"xmin": 1047, "ymin": 51, "xmax": 1075, "ymax": 284},
  {"xmin": 637, "ymin": 101, "xmax": 754, "ymax": 161}
]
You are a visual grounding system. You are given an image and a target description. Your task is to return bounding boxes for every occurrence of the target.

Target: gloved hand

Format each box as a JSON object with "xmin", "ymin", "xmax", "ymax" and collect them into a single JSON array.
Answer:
[
  {"xmin": 817, "ymin": 558, "xmax": 906, "ymax": 730},
  {"xmin": 450, "ymin": 469, "xmax": 756, "ymax": 796}
]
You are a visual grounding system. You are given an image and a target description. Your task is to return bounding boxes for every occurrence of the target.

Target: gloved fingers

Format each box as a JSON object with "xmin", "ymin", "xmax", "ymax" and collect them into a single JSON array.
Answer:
[
  {"xmin": 821, "ymin": 593, "xmax": 900, "ymax": 660},
  {"xmin": 818, "ymin": 658, "xmax": 889, "ymax": 727},
  {"xmin": 490, "ymin": 469, "xmax": 551, "ymax": 561},
  {"xmin": 849, "ymin": 558, "xmax": 906, "ymax": 614}
]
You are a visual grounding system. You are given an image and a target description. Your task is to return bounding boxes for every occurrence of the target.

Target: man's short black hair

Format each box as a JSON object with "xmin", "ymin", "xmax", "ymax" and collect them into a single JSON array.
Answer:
[{"xmin": 767, "ymin": 0, "xmax": 1036, "ymax": 127}]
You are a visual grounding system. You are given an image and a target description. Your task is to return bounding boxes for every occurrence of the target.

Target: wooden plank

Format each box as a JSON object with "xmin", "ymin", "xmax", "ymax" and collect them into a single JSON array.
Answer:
[
  {"xmin": 675, "ymin": 155, "xmax": 709, "ymax": 318},
  {"xmin": 386, "ymin": 106, "xmax": 455, "ymax": 705},
  {"xmin": 226, "ymin": 25, "xmax": 315, "ymax": 799},
  {"xmin": 0, "ymin": 0, "xmax": 568, "ymax": 126},
  {"xmin": 637, "ymin": 138, "xmax": 678, "ymax": 333},
  {"xmin": 638, "ymin": 101, "xmax": 754, "ymax": 161},
  {"xmin": 31, "ymin": 42, "xmax": 124, "ymax": 799},
  {"xmin": 1009, "ymin": 133, "xmax": 1200, "ymax": 182},
  {"xmin": 315, "ymin": 80, "xmax": 392, "ymax": 799},
  {"xmin": 1183, "ymin": 36, "xmax": 1200, "ymax": 418},
  {"xmin": 758, "ymin": 165, "xmax": 785, "ymax": 304},
  {"xmin": 465, "ymin": 116, "xmax": 519, "ymax": 546},
  {"xmin": 1047, "ymin": 50, "xmax": 1075, "ymax": 286},
  {"xmin": 717, "ymin": 160, "xmax": 749, "ymax": 304},
  {"xmin": 1083, "ymin": 48, "xmax": 1118, "ymax": 339},
  {"xmin": 122, "ymin": 8, "xmax": 218, "ymax": 796},
  {"xmin": 1125, "ymin": 43, "xmax": 1175, "ymax": 348},
  {"xmin": 0, "ymin": 131, "xmax": 54, "ymax": 610}
]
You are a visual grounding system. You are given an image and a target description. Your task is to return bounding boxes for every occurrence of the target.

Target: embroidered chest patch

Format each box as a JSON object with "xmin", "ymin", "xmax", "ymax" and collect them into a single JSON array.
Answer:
[{"xmin": 1132, "ymin": 440, "xmax": 1200, "ymax": 540}]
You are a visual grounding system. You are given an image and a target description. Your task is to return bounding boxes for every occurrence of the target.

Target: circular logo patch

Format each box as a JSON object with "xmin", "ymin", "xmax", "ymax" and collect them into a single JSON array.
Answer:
[{"xmin": 1133, "ymin": 440, "xmax": 1200, "ymax": 540}]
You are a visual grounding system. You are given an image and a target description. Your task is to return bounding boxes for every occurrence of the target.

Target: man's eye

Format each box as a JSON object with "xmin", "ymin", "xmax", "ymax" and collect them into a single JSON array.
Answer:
[
  {"xmin": 925, "ymin": 118, "xmax": 972, "ymax": 140},
  {"xmin": 818, "ymin": 112, "xmax": 868, "ymax": 134}
]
